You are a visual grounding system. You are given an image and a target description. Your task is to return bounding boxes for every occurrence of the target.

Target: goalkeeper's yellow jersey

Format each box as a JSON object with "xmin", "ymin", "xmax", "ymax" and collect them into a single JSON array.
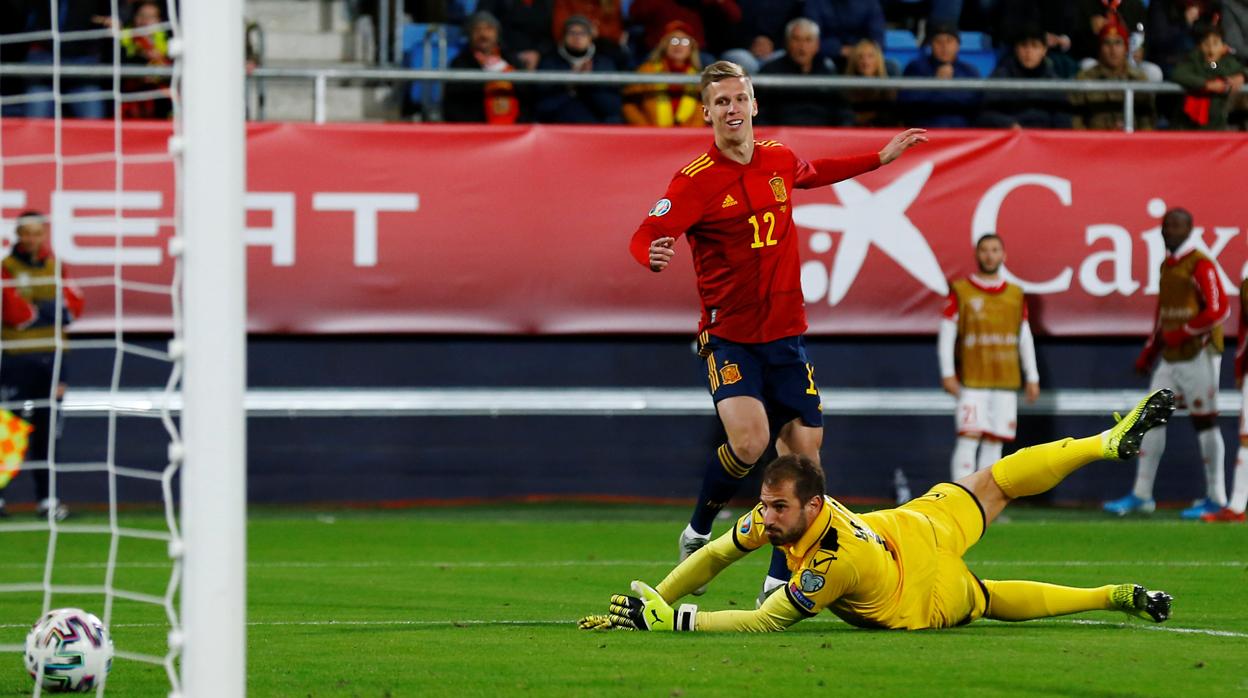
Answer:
[{"xmin": 656, "ymin": 486, "xmax": 987, "ymax": 631}]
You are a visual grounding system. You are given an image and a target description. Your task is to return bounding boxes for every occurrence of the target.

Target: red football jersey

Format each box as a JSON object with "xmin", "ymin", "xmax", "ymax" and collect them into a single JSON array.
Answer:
[{"xmin": 629, "ymin": 140, "xmax": 880, "ymax": 343}]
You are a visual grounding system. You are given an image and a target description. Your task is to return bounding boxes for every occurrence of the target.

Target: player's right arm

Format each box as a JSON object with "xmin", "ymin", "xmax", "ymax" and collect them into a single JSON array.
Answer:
[
  {"xmin": 938, "ymin": 288, "xmax": 960, "ymax": 396},
  {"xmin": 628, "ymin": 175, "xmax": 702, "ymax": 272}
]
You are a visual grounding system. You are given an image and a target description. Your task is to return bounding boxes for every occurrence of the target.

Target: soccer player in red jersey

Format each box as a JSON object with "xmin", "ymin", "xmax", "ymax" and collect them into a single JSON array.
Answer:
[{"xmin": 628, "ymin": 60, "xmax": 927, "ymax": 601}]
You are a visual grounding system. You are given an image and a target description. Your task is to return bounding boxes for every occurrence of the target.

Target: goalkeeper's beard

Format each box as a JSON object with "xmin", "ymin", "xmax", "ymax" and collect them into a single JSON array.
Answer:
[{"xmin": 765, "ymin": 510, "xmax": 809, "ymax": 546}]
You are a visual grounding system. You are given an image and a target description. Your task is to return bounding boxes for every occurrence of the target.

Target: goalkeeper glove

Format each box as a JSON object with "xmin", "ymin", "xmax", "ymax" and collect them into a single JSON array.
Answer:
[
  {"xmin": 576, "ymin": 614, "xmax": 616, "ymax": 631},
  {"xmin": 608, "ymin": 580, "xmax": 698, "ymax": 631}
]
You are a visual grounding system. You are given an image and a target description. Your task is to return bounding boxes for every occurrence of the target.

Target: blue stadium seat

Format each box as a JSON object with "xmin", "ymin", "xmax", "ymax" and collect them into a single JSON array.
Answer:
[
  {"xmin": 958, "ymin": 31, "xmax": 989, "ymax": 51},
  {"xmin": 403, "ymin": 23, "xmax": 464, "ymax": 109},
  {"xmin": 885, "ymin": 28, "xmax": 918, "ymax": 49},
  {"xmin": 960, "ymin": 50, "xmax": 997, "ymax": 76}
]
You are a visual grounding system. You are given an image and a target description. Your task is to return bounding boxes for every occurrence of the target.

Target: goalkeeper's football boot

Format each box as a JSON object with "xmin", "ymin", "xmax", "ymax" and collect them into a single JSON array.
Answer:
[
  {"xmin": 1180, "ymin": 498, "xmax": 1222, "ymax": 520},
  {"xmin": 1200, "ymin": 506, "xmax": 1247, "ymax": 523},
  {"xmin": 1102, "ymin": 493, "xmax": 1156, "ymax": 516},
  {"xmin": 1101, "ymin": 389, "xmax": 1175, "ymax": 460},
  {"xmin": 1110, "ymin": 583, "xmax": 1172, "ymax": 623},
  {"xmin": 678, "ymin": 527, "xmax": 710, "ymax": 596}
]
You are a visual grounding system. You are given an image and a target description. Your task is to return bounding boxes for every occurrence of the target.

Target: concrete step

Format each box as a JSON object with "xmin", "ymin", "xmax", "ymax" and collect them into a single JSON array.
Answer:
[
  {"xmin": 246, "ymin": 0, "xmax": 350, "ymax": 34},
  {"xmin": 263, "ymin": 30, "xmax": 353, "ymax": 62},
  {"xmin": 255, "ymin": 80, "xmax": 400, "ymax": 122}
]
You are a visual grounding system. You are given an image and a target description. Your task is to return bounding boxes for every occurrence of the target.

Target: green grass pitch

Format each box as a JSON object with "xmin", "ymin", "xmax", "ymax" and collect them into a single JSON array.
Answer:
[{"xmin": 0, "ymin": 504, "xmax": 1245, "ymax": 696}]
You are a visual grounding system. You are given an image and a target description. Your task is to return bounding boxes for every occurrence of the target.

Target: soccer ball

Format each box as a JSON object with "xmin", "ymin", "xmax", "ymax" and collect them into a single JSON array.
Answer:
[{"xmin": 24, "ymin": 608, "xmax": 114, "ymax": 692}]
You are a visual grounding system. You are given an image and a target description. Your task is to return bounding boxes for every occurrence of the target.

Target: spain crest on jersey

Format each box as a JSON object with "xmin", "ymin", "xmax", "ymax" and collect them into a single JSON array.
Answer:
[{"xmin": 769, "ymin": 177, "xmax": 787, "ymax": 203}]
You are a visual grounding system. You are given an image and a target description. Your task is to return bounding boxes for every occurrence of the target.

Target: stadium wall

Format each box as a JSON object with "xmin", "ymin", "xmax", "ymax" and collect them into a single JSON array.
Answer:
[{"xmin": 29, "ymin": 335, "xmax": 1239, "ymax": 509}]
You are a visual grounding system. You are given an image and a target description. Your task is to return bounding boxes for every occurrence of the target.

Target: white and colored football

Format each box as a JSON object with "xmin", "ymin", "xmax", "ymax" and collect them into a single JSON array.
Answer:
[{"xmin": 24, "ymin": 608, "xmax": 113, "ymax": 692}]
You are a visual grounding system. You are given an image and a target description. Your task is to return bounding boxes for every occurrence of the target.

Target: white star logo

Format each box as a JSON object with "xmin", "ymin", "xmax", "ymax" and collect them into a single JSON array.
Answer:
[{"xmin": 794, "ymin": 161, "xmax": 947, "ymax": 305}]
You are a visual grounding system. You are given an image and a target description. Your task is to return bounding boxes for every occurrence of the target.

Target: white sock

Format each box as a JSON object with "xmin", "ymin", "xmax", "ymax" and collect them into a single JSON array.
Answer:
[
  {"xmin": 1197, "ymin": 427, "xmax": 1227, "ymax": 506},
  {"xmin": 951, "ymin": 436, "xmax": 978, "ymax": 481},
  {"xmin": 976, "ymin": 439, "xmax": 1003, "ymax": 472},
  {"xmin": 682, "ymin": 523, "xmax": 710, "ymax": 541},
  {"xmin": 1229, "ymin": 446, "xmax": 1248, "ymax": 513},
  {"xmin": 1133, "ymin": 426, "xmax": 1166, "ymax": 500},
  {"xmin": 762, "ymin": 575, "xmax": 786, "ymax": 593}
]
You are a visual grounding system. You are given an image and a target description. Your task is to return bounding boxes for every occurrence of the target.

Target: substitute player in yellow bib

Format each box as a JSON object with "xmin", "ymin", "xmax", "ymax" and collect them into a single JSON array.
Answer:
[
  {"xmin": 580, "ymin": 390, "xmax": 1176, "ymax": 632},
  {"xmin": 939, "ymin": 234, "xmax": 1039, "ymax": 481}
]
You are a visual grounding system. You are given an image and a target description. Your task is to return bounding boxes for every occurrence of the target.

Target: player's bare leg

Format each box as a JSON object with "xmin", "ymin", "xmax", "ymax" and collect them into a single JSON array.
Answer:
[
  {"xmin": 716, "ymin": 396, "xmax": 771, "ymax": 464},
  {"xmin": 681, "ymin": 396, "xmax": 770, "ymax": 595},
  {"xmin": 774, "ymin": 420, "xmax": 822, "ymax": 464}
]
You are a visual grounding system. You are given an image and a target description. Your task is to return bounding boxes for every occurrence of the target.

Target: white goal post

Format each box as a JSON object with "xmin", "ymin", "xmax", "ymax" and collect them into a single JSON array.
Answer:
[{"xmin": 179, "ymin": 1, "xmax": 246, "ymax": 697}]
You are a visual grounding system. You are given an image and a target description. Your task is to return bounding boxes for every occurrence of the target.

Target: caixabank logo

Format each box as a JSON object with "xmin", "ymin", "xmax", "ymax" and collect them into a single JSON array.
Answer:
[{"xmin": 792, "ymin": 161, "xmax": 1245, "ymax": 312}]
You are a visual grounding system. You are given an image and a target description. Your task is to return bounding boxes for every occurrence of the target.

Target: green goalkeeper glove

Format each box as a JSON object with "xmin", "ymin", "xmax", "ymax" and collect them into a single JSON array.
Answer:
[{"xmin": 608, "ymin": 580, "xmax": 698, "ymax": 631}]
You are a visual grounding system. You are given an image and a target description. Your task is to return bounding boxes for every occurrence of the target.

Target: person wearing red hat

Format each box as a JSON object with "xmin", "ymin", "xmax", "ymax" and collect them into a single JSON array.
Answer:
[
  {"xmin": 1072, "ymin": 15, "xmax": 1156, "ymax": 130},
  {"xmin": 623, "ymin": 21, "xmax": 705, "ymax": 127}
]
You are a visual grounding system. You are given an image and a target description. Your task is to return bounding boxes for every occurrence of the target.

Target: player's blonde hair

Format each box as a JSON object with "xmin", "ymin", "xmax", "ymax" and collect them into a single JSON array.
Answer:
[{"xmin": 699, "ymin": 60, "xmax": 751, "ymax": 102}]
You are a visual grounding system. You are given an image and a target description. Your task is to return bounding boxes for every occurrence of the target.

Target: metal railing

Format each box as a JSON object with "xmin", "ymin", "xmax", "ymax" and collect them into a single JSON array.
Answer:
[
  {"xmin": 61, "ymin": 386, "xmax": 1241, "ymax": 418},
  {"xmin": 0, "ymin": 62, "xmax": 1186, "ymax": 132}
]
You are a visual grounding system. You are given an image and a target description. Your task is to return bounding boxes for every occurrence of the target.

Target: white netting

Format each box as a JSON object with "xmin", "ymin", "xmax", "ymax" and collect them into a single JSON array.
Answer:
[{"xmin": 0, "ymin": 1, "xmax": 185, "ymax": 694}]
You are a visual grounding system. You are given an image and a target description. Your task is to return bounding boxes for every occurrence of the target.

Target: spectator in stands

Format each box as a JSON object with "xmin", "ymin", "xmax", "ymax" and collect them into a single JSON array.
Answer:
[
  {"xmin": 0, "ymin": 212, "xmax": 84, "ymax": 521},
  {"xmin": 478, "ymin": 0, "xmax": 556, "ymax": 69},
  {"xmin": 629, "ymin": 0, "xmax": 742, "ymax": 61},
  {"xmin": 717, "ymin": 0, "xmax": 800, "ymax": 74},
  {"xmin": 755, "ymin": 18, "xmax": 854, "ymax": 126},
  {"xmin": 1172, "ymin": 24, "xmax": 1247, "ymax": 130},
  {"xmin": 1072, "ymin": 17, "xmax": 1156, "ymax": 130},
  {"xmin": 801, "ymin": 0, "xmax": 884, "ymax": 70},
  {"xmin": 553, "ymin": 0, "xmax": 630, "ymax": 66},
  {"xmin": 844, "ymin": 38, "xmax": 896, "ymax": 126},
  {"xmin": 979, "ymin": 25, "xmax": 1074, "ymax": 128},
  {"xmin": 443, "ymin": 11, "xmax": 525, "ymax": 123},
  {"xmin": 119, "ymin": 0, "xmax": 172, "ymax": 119},
  {"xmin": 21, "ymin": 0, "xmax": 112, "ymax": 119},
  {"xmin": 1148, "ymin": 0, "xmax": 1221, "ymax": 78},
  {"xmin": 1071, "ymin": 0, "xmax": 1147, "ymax": 62},
  {"xmin": 535, "ymin": 16, "xmax": 624, "ymax": 122},
  {"xmin": 622, "ymin": 21, "xmax": 704, "ymax": 127},
  {"xmin": 0, "ymin": 0, "xmax": 29, "ymax": 117},
  {"xmin": 899, "ymin": 22, "xmax": 982, "ymax": 128}
]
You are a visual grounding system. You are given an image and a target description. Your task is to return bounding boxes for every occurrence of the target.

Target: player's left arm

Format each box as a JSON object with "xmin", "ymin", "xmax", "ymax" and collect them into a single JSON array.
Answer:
[
  {"xmin": 1019, "ymin": 301, "xmax": 1040, "ymax": 403},
  {"xmin": 654, "ymin": 530, "xmax": 752, "ymax": 601},
  {"xmin": 793, "ymin": 129, "xmax": 928, "ymax": 190},
  {"xmin": 1162, "ymin": 259, "xmax": 1229, "ymax": 347}
]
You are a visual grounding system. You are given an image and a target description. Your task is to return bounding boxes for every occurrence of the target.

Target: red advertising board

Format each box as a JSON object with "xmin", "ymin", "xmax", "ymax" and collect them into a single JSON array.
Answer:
[{"xmin": 2, "ymin": 120, "xmax": 1245, "ymax": 336}]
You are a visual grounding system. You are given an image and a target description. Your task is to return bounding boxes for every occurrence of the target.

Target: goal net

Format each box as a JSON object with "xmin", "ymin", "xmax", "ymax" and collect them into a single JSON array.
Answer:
[{"xmin": 0, "ymin": 2, "xmax": 245, "ymax": 696}]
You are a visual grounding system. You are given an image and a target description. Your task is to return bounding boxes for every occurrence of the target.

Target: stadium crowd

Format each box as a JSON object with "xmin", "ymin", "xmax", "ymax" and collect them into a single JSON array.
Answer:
[
  {"xmin": 1, "ymin": 0, "xmax": 1247, "ymax": 129},
  {"xmin": 425, "ymin": 0, "xmax": 1248, "ymax": 129}
]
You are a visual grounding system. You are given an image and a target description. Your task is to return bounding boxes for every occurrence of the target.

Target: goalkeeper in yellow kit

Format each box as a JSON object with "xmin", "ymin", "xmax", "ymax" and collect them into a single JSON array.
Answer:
[{"xmin": 581, "ymin": 389, "xmax": 1176, "ymax": 632}]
